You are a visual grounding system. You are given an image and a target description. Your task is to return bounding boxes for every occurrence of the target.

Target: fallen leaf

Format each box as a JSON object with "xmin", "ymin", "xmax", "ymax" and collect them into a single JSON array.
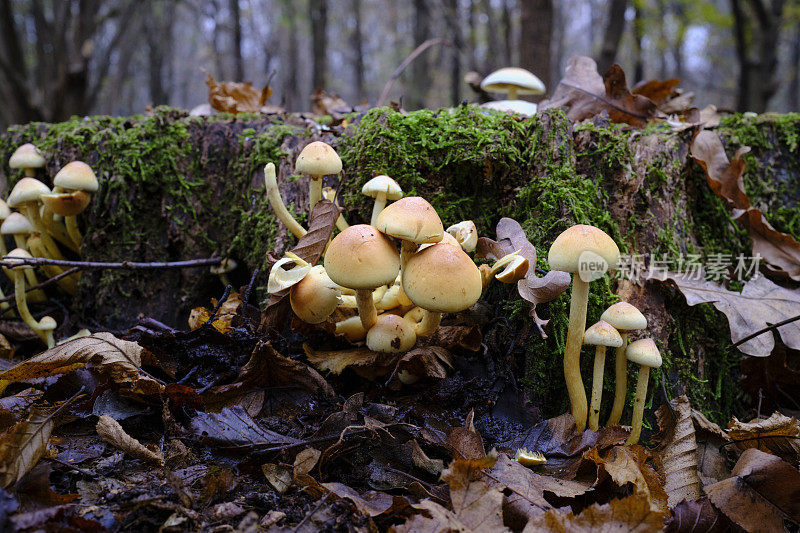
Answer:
[
  {"xmin": 585, "ymin": 445, "xmax": 669, "ymax": 515},
  {"xmin": 661, "ymin": 272, "xmax": 800, "ymax": 356},
  {"xmin": 740, "ymin": 345, "xmax": 800, "ymax": 417},
  {"xmin": 0, "ymin": 407, "xmax": 57, "ymax": 488},
  {"xmin": 409, "ymin": 439, "xmax": 444, "ymax": 476},
  {"xmin": 737, "ymin": 207, "xmax": 800, "ymax": 281},
  {"xmin": 262, "ymin": 463, "xmax": 292, "ymax": 493},
  {"xmin": 16, "ymin": 463, "xmax": 80, "ymax": 506},
  {"xmin": 205, "ymin": 72, "xmax": 273, "ymax": 113},
  {"xmin": 304, "ymin": 344, "xmax": 380, "ymax": 375},
  {"xmin": 632, "ymin": 78, "xmax": 682, "ymax": 106},
  {"xmin": 475, "ymin": 237, "xmax": 512, "ymax": 261},
  {"xmin": 517, "ymin": 270, "xmax": 572, "ymax": 335},
  {"xmin": 293, "ymin": 447, "xmax": 321, "ymax": 477},
  {"xmin": 727, "ymin": 412, "xmax": 800, "ymax": 466},
  {"xmin": 496, "ymin": 218, "xmax": 536, "ymax": 270},
  {"xmin": 188, "ymin": 292, "xmax": 242, "ymax": 333},
  {"xmin": 311, "ymin": 89, "xmax": 352, "ymax": 119},
  {"xmin": 321, "ymin": 482, "xmax": 396, "ymax": 517},
  {"xmin": 0, "ymin": 388, "xmax": 44, "ymax": 429},
  {"xmin": 705, "ymin": 448, "xmax": 800, "ymax": 532},
  {"xmin": 440, "ymin": 452, "xmax": 508, "ymax": 532},
  {"xmin": 96, "ymin": 415, "xmax": 163, "ymax": 464},
  {"xmin": 523, "ymin": 492, "xmax": 668, "ymax": 532},
  {"xmin": 690, "ymin": 410, "xmax": 732, "ymax": 486},
  {"xmin": 652, "ymin": 396, "xmax": 702, "ymax": 507},
  {"xmin": 665, "ymin": 497, "xmax": 728, "ymax": 533},
  {"xmin": 393, "ymin": 346, "xmax": 453, "ymax": 386},
  {"xmin": 540, "ymin": 56, "xmax": 658, "ymax": 127},
  {"xmin": 447, "ymin": 410, "xmax": 485, "ymax": 461},
  {"xmin": 190, "ymin": 406, "xmax": 300, "ymax": 449},
  {"xmin": 428, "ymin": 326, "xmax": 482, "ymax": 352}
]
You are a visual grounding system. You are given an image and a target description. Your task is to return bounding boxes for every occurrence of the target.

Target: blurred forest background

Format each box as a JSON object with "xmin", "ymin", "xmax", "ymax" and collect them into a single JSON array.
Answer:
[{"xmin": 1, "ymin": 0, "xmax": 799, "ymax": 128}]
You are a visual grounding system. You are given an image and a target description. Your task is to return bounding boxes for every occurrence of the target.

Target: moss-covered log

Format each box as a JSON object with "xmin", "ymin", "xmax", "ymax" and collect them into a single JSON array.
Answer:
[{"xmin": 1, "ymin": 106, "xmax": 798, "ymax": 425}]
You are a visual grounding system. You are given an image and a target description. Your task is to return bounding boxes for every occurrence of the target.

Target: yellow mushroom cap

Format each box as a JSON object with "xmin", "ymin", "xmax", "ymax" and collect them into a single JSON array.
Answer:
[
  {"xmin": 0, "ymin": 200, "xmax": 10, "ymax": 220},
  {"xmin": 324, "ymin": 224, "xmax": 400, "ymax": 290},
  {"xmin": 375, "ymin": 196, "xmax": 443, "ymax": 245},
  {"xmin": 295, "ymin": 141, "xmax": 342, "ymax": 176},
  {"xmin": 419, "ymin": 231, "xmax": 459, "ymax": 250},
  {"xmin": 366, "ymin": 314, "xmax": 417, "ymax": 353},
  {"xmin": 9, "ymin": 144, "xmax": 45, "ymax": 169},
  {"xmin": 547, "ymin": 224, "xmax": 620, "ymax": 274},
  {"xmin": 290, "ymin": 265, "xmax": 342, "ymax": 324},
  {"xmin": 7, "ymin": 178, "xmax": 50, "ymax": 207},
  {"xmin": 583, "ymin": 320, "xmax": 623, "ymax": 347},
  {"xmin": 53, "ymin": 161, "xmax": 99, "ymax": 192},
  {"xmin": 362, "ymin": 175, "xmax": 403, "ymax": 201},
  {"xmin": 626, "ymin": 338, "xmax": 662, "ymax": 368},
  {"xmin": 1, "ymin": 213, "xmax": 34, "ymax": 235},
  {"xmin": 38, "ymin": 316, "xmax": 57, "ymax": 331},
  {"xmin": 480, "ymin": 67, "xmax": 546, "ymax": 95},
  {"xmin": 40, "ymin": 191, "xmax": 92, "ymax": 216},
  {"xmin": 601, "ymin": 302, "xmax": 647, "ymax": 331},
  {"xmin": 6, "ymin": 248, "xmax": 34, "ymax": 269},
  {"xmin": 335, "ymin": 315, "xmax": 367, "ymax": 342},
  {"xmin": 403, "ymin": 243, "xmax": 482, "ymax": 313},
  {"xmin": 446, "ymin": 220, "xmax": 478, "ymax": 253}
]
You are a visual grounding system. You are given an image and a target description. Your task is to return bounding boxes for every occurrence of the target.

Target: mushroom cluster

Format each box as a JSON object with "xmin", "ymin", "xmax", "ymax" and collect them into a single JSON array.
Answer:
[{"xmin": 2, "ymin": 144, "xmax": 100, "ymax": 347}]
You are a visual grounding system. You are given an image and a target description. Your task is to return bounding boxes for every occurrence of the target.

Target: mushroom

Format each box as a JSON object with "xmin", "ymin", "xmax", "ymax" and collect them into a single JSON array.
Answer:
[
  {"xmin": 210, "ymin": 258, "xmax": 237, "ymax": 287},
  {"xmin": 40, "ymin": 191, "xmax": 89, "ymax": 253},
  {"xmin": 7, "ymin": 178, "xmax": 64, "ymax": 260},
  {"xmin": 547, "ymin": 224, "xmax": 620, "ymax": 433},
  {"xmin": 5, "ymin": 248, "xmax": 50, "ymax": 345},
  {"xmin": 362, "ymin": 175, "xmax": 403, "ymax": 226},
  {"xmin": 375, "ymin": 197, "xmax": 443, "ymax": 265},
  {"xmin": 624, "ymin": 339, "xmax": 662, "ymax": 445},
  {"xmin": 583, "ymin": 320, "xmax": 623, "ymax": 431},
  {"xmin": 446, "ymin": 220, "xmax": 478, "ymax": 253},
  {"xmin": 0, "ymin": 200, "xmax": 11, "ymax": 258},
  {"xmin": 479, "ymin": 264, "xmax": 493, "ymax": 288},
  {"xmin": 402, "ymin": 243, "xmax": 482, "ymax": 337},
  {"xmin": 480, "ymin": 67, "xmax": 545, "ymax": 101},
  {"xmin": 9, "ymin": 144, "xmax": 46, "ymax": 177},
  {"xmin": 480, "ymin": 100, "xmax": 539, "ymax": 117},
  {"xmin": 366, "ymin": 314, "xmax": 417, "ymax": 353},
  {"xmin": 264, "ymin": 162, "xmax": 307, "ymax": 239},
  {"xmin": 335, "ymin": 315, "xmax": 368, "ymax": 342},
  {"xmin": 267, "ymin": 253, "xmax": 312, "ymax": 294},
  {"xmin": 52, "ymin": 161, "xmax": 99, "ymax": 248},
  {"xmin": 290, "ymin": 265, "xmax": 342, "ymax": 324},
  {"xmin": 322, "ymin": 187, "xmax": 349, "ymax": 231},
  {"xmin": 1, "ymin": 214, "xmax": 46, "ymax": 301},
  {"xmin": 324, "ymin": 224, "xmax": 400, "ymax": 330},
  {"xmin": 601, "ymin": 302, "xmax": 647, "ymax": 426},
  {"xmin": 490, "ymin": 250, "xmax": 529, "ymax": 283},
  {"xmin": 38, "ymin": 316, "xmax": 57, "ymax": 349},
  {"xmin": 295, "ymin": 141, "xmax": 342, "ymax": 213}
]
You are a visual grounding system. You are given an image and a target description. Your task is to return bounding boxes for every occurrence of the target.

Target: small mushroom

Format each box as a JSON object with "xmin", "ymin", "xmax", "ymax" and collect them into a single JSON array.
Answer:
[
  {"xmin": 210, "ymin": 258, "xmax": 237, "ymax": 287},
  {"xmin": 38, "ymin": 316, "xmax": 57, "ymax": 349},
  {"xmin": 514, "ymin": 448, "xmax": 546, "ymax": 467},
  {"xmin": 480, "ymin": 100, "xmax": 539, "ymax": 116},
  {"xmin": 480, "ymin": 67, "xmax": 545, "ymax": 101},
  {"xmin": 324, "ymin": 224, "xmax": 400, "ymax": 330},
  {"xmin": 362, "ymin": 175, "xmax": 403, "ymax": 226},
  {"xmin": 335, "ymin": 315, "xmax": 367, "ymax": 342},
  {"xmin": 264, "ymin": 162, "xmax": 307, "ymax": 239},
  {"xmin": 7, "ymin": 178, "xmax": 64, "ymax": 260},
  {"xmin": 583, "ymin": 320, "xmax": 623, "ymax": 431},
  {"xmin": 5, "ymin": 248, "xmax": 50, "ymax": 345},
  {"xmin": 321, "ymin": 187, "xmax": 349, "ymax": 231},
  {"xmin": 446, "ymin": 220, "xmax": 478, "ymax": 253},
  {"xmin": 366, "ymin": 314, "xmax": 417, "ymax": 353},
  {"xmin": 1, "ymin": 214, "xmax": 46, "ymax": 301},
  {"xmin": 375, "ymin": 197, "xmax": 443, "ymax": 265},
  {"xmin": 52, "ymin": 161, "xmax": 99, "ymax": 249},
  {"xmin": 548, "ymin": 224, "xmax": 620, "ymax": 433},
  {"xmin": 490, "ymin": 250, "xmax": 529, "ymax": 283},
  {"xmin": 625, "ymin": 339, "xmax": 662, "ymax": 445},
  {"xmin": 9, "ymin": 144, "xmax": 46, "ymax": 178},
  {"xmin": 267, "ymin": 253, "xmax": 312, "ymax": 294},
  {"xmin": 290, "ymin": 265, "xmax": 342, "ymax": 324},
  {"xmin": 0, "ymin": 200, "xmax": 10, "ymax": 257},
  {"xmin": 295, "ymin": 141, "xmax": 342, "ymax": 213},
  {"xmin": 601, "ymin": 302, "xmax": 647, "ymax": 426},
  {"xmin": 402, "ymin": 242, "xmax": 482, "ymax": 337}
]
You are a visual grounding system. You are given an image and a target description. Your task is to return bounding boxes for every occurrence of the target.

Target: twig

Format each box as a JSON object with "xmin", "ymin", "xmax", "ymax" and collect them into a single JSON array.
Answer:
[
  {"xmin": 51, "ymin": 457, "xmax": 96, "ymax": 478},
  {"xmin": 376, "ymin": 38, "xmax": 449, "ymax": 107},
  {"xmin": 0, "ymin": 267, "xmax": 81, "ymax": 304},
  {"xmin": 0, "ymin": 256, "xmax": 221, "ymax": 269},
  {"xmin": 727, "ymin": 312, "xmax": 800, "ymax": 350},
  {"xmin": 243, "ymin": 268, "xmax": 259, "ymax": 305},
  {"xmin": 293, "ymin": 493, "xmax": 330, "ymax": 532}
]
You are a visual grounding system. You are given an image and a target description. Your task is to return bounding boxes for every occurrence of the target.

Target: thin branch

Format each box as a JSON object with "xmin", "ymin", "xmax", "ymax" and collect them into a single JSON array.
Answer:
[
  {"xmin": 727, "ymin": 313, "xmax": 800, "ymax": 350},
  {"xmin": 0, "ymin": 256, "xmax": 221, "ymax": 270},
  {"xmin": 0, "ymin": 267, "xmax": 81, "ymax": 304},
  {"xmin": 376, "ymin": 38, "xmax": 449, "ymax": 107}
]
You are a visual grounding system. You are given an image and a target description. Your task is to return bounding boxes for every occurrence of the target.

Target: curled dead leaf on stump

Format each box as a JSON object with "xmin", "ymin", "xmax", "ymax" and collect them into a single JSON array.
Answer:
[
  {"xmin": 651, "ymin": 395, "xmax": 702, "ymax": 508},
  {"xmin": 205, "ymin": 72, "xmax": 274, "ymax": 113},
  {"xmin": 96, "ymin": 415, "xmax": 163, "ymax": 465},
  {"xmin": 727, "ymin": 412, "xmax": 800, "ymax": 465}
]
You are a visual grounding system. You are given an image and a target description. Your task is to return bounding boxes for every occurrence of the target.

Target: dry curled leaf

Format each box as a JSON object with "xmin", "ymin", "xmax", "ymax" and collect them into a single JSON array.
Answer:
[
  {"xmin": 727, "ymin": 412, "xmax": 800, "ymax": 466},
  {"xmin": 705, "ymin": 448, "xmax": 800, "ymax": 532},
  {"xmin": 585, "ymin": 445, "xmax": 669, "ymax": 515},
  {"xmin": 665, "ymin": 497, "xmax": 728, "ymax": 533},
  {"xmin": 205, "ymin": 72, "xmax": 273, "ymax": 113},
  {"xmin": 320, "ymin": 482, "xmax": 396, "ymax": 517},
  {"xmin": 652, "ymin": 396, "xmax": 702, "ymax": 507},
  {"xmin": 0, "ymin": 407, "xmax": 56, "ymax": 488},
  {"xmin": 304, "ymin": 345, "xmax": 380, "ymax": 375},
  {"xmin": 661, "ymin": 272, "xmax": 800, "ymax": 356},
  {"xmin": 96, "ymin": 415, "xmax": 163, "ymax": 465},
  {"xmin": 632, "ymin": 78, "xmax": 682, "ymax": 107},
  {"xmin": 188, "ymin": 292, "xmax": 242, "ymax": 333}
]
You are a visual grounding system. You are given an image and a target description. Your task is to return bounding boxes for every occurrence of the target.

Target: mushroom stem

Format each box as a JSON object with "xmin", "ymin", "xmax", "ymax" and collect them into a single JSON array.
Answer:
[
  {"xmin": 24, "ymin": 168, "xmax": 35, "ymax": 178},
  {"xmin": 564, "ymin": 274, "xmax": 590, "ymax": 433},
  {"xmin": 44, "ymin": 329, "xmax": 55, "ymax": 348},
  {"xmin": 606, "ymin": 332, "xmax": 629, "ymax": 426},
  {"xmin": 507, "ymin": 87, "xmax": 519, "ymax": 100},
  {"xmin": 28, "ymin": 237, "xmax": 78, "ymax": 295},
  {"xmin": 64, "ymin": 216, "xmax": 82, "ymax": 248},
  {"xmin": 589, "ymin": 345, "xmax": 607, "ymax": 431},
  {"xmin": 23, "ymin": 205, "xmax": 64, "ymax": 260},
  {"xmin": 12, "ymin": 235, "xmax": 27, "ymax": 251},
  {"xmin": 400, "ymin": 240, "xmax": 419, "ymax": 266},
  {"xmin": 11, "ymin": 271, "xmax": 47, "ymax": 344},
  {"xmin": 415, "ymin": 310, "xmax": 442, "ymax": 338},
  {"xmin": 626, "ymin": 365, "xmax": 650, "ymax": 445},
  {"xmin": 370, "ymin": 192, "xmax": 388, "ymax": 226},
  {"xmin": 264, "ymin": 163, "xmax": 307, "ymax": 238},
  {"xmin": 309, "ymin": 176, "xmax": 323, "ymax": 213},
  {"xmin": 41, "ymin": 204, "xmax": 80, "ymax": 252},
  {"xmin": 355, "ymin": 289, "xmax": 378, "ymax": 330},
  {"xmin": 322, "ymin": 188, "xmax": 349, "ymax": 231}
]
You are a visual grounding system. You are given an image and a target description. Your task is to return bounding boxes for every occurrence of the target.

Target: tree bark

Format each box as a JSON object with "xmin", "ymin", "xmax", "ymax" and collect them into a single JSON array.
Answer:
[
  {"xmin": 409, "ymin": 0, "xmax": 431, "ymax": 109},
  {"xmin": 281, "ymin": 0, "xmax": 300, "ymax": 110},
  {"xmin": 444, "ymin": 0, "xmax": 463, "ymax": 105},
  {"xmin": 350, "ymin": 0, "xmax": 365, "ymax": 102},
  {"xmin": 230, "ymin": 0, "xmax": 245, "ymax": 81},
  {"xmin": 632, "ymin": 0, "xmax": 645, "ymax": 82},
  {"xmin": 309, "ymin": 0, "xmax": 329, "ymax": 91},
  {"xmin": 597, "ymin": 0, "xmax": 629, "ymax": 73},
  {"xmin": 789, "ymin": 27, "xmax": 800, "ymax": 111},
  {"xmin": 519, "ymin": 0, "xmax": 553, "ymax": 96}
]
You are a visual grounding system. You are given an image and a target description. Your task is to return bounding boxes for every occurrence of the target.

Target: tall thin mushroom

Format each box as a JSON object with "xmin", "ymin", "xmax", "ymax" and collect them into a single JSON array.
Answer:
[
  {"xmin": 295, "ymin": 141, "xmax": 342, "ymax": 213},
  {"xmin": 5, "ymin": 248, "xmax": 50, "ymax": 345},
  {"xmin": 547, "ymin": 224, "xmax": 620, "ymax": 433},
  {"xmin": 362, "ymin": 175, "xmax": 403, "ymax": 226},
  {"xmin": 601, "ymin": 302, "xmax": 647, "ymax": 426},
  {"xmin": 264, "ymin": 162, "xmax": 307, "ymax": 238},
  {"xmin": 625, "ymin": 339, "xmax": 662, "ymax": 445},
  {"xmin": 583, "ymin": 321, "xmax": 623, "ymax": 431}
]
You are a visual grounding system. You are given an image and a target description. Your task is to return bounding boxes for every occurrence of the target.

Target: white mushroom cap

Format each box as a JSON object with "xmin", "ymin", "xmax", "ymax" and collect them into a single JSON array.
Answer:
[
  {"xmin": 9, "ymin": 144, "xmax": 45, "ymax": 169},
  {"xmin": 446, "ymin": 221, "xmax": 478, "ymax": 253},
  {"xmin": 324, "ymin": 224, "xmax": 400, "ymax": 290},
  {"xmin": 7, "ymin": 178, "xmax": 50, "ymax": 207},
  {"xmin": 290, "ymin": 265, "xmax": 342, "ymax": 324},
  {"xmin": 583, "ymin": 320, "xmax": 623, "ymax": 347},
  {"xmin": 362, "ymin": 175, "xmax": 403, "ymax": 201},
  {"xmin": 626, "ymin": 338, "xmax": 662, "ymax": 368},
  {"xmin": 53, "ymin": 161, "xmax": 99, "ymax": 192},
  {"xmin": 1, "ymin": 213, "xmax": 34, "ymax": 235},
  {"xmin": 491, "ymin": 251, "xmax": 529, "ymax": 283},
  {"xmin": 0, "ymin": 200, "xmax": 10, "ymax": 220},
  {"xmin": 210, "ymin": 258, "xmax": 238, "ymax": 275},
  {"xmin": 547, "ymin": 224, "xmax": 620, "ymax": 274},
  {"xmin": 480, "ymin": 67, "xmax": 545, "ymax": 95},
  {"xmin": 366, "ymin": 314, "xmax": 417, "ymax": 353},
  {"xmin": 38, "ymin": 316, "xmax": 57, "ymax": 331},
  {"xmin": 295, "ymin": 141, "xmax": 342, "ymax": 176},
  {"xmin": 403, "ymin": 243, "xmax": 482, "ymax": 313},
  {"xmin": 601, "ymin": 302, "xmax": 647, "ymax": 331},
  {"xmin": 375, "ymin": 197, "xmax": 443, "ymax": 245},
  {"xmin": 6, "ymin": 247, "xmax": 34, "ymax": 270},
  {"xmin": 481, "ymin": 100, "xmax": 538, "ymax": 116}
]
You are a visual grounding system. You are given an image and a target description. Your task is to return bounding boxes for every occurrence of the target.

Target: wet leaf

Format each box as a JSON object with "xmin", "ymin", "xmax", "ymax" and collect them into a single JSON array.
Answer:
[
  {"xmin": 705, "ymin": 448, "xmax": 800, "ymax": 532},
  {"xmin": 690, "ymin": 410, "xmax": 732, "ymax": 486},
  {"xmin": 16, "ymin": 463, "xmax": 80, "ymax": 506},
  {"xmin": 205, "ymin": 72, "xmax": 273, "ymax": 113},
  {"xmin": 96, "ymin": 415, "xmax": 163, "ymax": 465},
  {"xmin": 0, "ymin": 388, "xmax": 43, "ymax": 429},
  {"xmin": 665, "ymin": 497, "xmax": 728, "ymax": 533},
  {"xmin": 447, "ymin": 410, "xmax": 485, "ymax": 461},
  {"xmin": 393, "ymin": 346, "xmax": 453, "ymax": 385},
  {"xmin": 523, "ymin": 492, "xmax": 668, "ymax": 532},
  {"xmin": 662, "ymin": 272, "xmax": 800, "ymax": 356},
  {"xmin": 190, "ymin": 406, "xmax": 300, "ymax": 448},
  {"xmin": 304, "ymin": 345, "xmax": 380, "ymax": 375},
  {"xmin": 321, "ymin": 482, "xmax": 396, "ymax": 517},
  {"xmin": 652, "ymin": 396, "xmax": 702, "ymax": 507},
  {"xmin": 0, "ymin": 406, "xmax": 57, "ymax": 488},
  {"xmin": 727, "ymin": 412, "xmax": 800, "ymax": 466},
  {"xmin": 293, "ymin": 447, "xmax": 321, "ymax": 477},
  {"xmin": 539, "ymin": 56, "xmax": 658, "ymax": 127}
]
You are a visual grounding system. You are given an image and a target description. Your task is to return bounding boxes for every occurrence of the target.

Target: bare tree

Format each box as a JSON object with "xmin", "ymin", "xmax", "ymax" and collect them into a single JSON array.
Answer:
[
  {"xmin": 519, "ymin": 0, "xmax": 553, "ymax": 93},
  {"xmin": 408, "ymin": 0, "xmax": 431, "ymax": 108},
  {"xmin": 145, "ymin": 0, "xmax": 176, "ymax": 105},
  {"xmin": 280, "ymin": 0, "xmax": 300, "ymax": 110},
  {"xmin": 309, "ymin": 0, "xmax": 328, "ymax": 90},
  {"xmin": 351, "ymin": 0, "xmax": 365, "ymax": 102},
  {"xmin": 230, "ymin": 0, "xmax": 244, "ymax": 80},
  {"xmin": 443, "ymin": 0, "xmax": 463, "ymax": 105},
  {"xmin": 597, "ymin": 0, "xmax": 628, "ymax": 73}
]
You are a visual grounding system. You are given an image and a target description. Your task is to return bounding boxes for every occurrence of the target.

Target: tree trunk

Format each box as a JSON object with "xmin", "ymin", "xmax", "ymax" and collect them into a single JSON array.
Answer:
[
  {"xmin": 350, "ymin": 0, "xmax": 365, "ymax": 102},
  {"xmin": 597, "ymin": 0, "xmax": 629, "ymax": 73},
  {"xmin": 145, "ymin": 1, "xmax": 173, "ymax": 105},
  {"xmin": 519, "ymin": 0, "xmax": 552, "ymax": 95},
  {"xmin": 230, "ymin": 0, "xmax": 245, "ymax": 81},
  {"xmin": 789, "ymin": 27, "xmax": 800, "ymax": 111},
  {"xmin": 632, "ymin": 0, "xmax": 645, "ymax": 82},
  {"xmin": 309, "ymin": 0, "xmax": 329, "ymax": 91},
  {"xmin": 482, "ymin": 0, "xmax": 501, "ymax": 72},
  {"xmin": 444, "ymin": 0, "xmax": 463, "ymax": 105},
  {"xmin": 409, "ymin": 0, "xmax": 431, "ymax": 109},
  {"xmin": 281, "ymin": 0, "xmax": 299, "ymax": 110},
  {"xmin": 502, "ymin": 0, "xmax": 513, "ymax": 65}
]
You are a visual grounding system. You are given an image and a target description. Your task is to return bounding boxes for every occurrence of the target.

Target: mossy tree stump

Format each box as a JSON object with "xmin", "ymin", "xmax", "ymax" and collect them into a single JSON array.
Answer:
[{"xmin": 1, "ymin": 106, "xmax": 798, "ymax": 424}]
